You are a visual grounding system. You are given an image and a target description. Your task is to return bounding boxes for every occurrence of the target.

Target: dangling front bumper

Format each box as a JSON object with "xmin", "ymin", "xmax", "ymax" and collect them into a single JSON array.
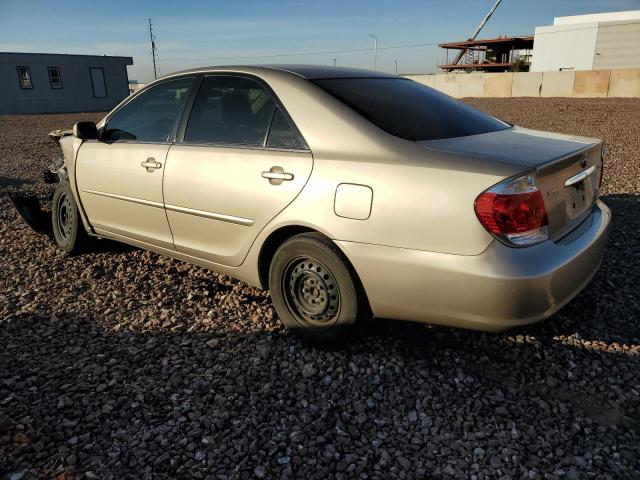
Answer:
[{"xmin": 7, "ymin": 193, "xmax": 53, "ymax": 236}]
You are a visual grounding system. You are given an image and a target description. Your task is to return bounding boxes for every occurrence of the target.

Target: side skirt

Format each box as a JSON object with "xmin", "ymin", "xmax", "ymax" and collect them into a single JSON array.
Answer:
[{"xmin": 92, "ymin": 227, "xmax": 263, "ymax": 289}]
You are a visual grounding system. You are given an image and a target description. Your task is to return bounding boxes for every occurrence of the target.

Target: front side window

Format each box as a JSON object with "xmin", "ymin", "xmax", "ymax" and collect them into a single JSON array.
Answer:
[
  {"xmin": 184, "ymin": 76, "xmax": 279, "ymax": 146},
  {"xmin": 312, "ymin": 78, "xmax": 509, "ymax": 141},
  {"xmin": 17, "ymin": 66, "xmax": 32, "ymax": 89},
  {"xmin": 48, "ymin": 67, "xmax": 62, "ymax": 89},
  {"xmin": 104, "ymin": 77, "xmax": 193, "ymax": 142}
]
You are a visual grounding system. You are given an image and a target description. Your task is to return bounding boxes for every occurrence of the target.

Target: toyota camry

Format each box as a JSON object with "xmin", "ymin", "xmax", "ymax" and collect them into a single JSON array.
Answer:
[{"xmin": 11, "ymin": 65, "xmax": 610, "ymax": 344}]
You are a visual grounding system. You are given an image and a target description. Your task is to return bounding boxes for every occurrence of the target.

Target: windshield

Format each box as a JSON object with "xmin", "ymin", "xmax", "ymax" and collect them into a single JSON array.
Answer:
[{"xmin": 312, "ymin": 78, "xmax": 509, "ymax": 141}]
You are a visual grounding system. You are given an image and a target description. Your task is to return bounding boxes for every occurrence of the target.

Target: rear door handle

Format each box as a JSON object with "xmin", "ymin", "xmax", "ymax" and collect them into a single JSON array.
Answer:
[
  {"xmin": 262, "ymin": 166, "xmax": 294, "ymax": 185},
  {"xmin": 140, "ymin": 157, "xmax": 162, "ymax": 172}
]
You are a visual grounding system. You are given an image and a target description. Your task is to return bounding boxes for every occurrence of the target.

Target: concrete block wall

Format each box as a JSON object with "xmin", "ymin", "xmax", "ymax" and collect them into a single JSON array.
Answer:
[
  {"xmin": 573, "ymin": 70, "xmax": 610, "ymax": 97},
  {"xmin": 608, "ymin": 68, "xmax": 640, "ymax": 97},
  {"xmin": 455, "ymin": 73, "xmax": 484, "ymax": 97},
  {"xmin": 540, "ymin": 71, "xmax": 575, "ymax": 97},
  {"xmin": 512, "ymin": 72, "xmax": 543, "ymax": 97},
  {"xmin": 484, "ymin": 73, "xmax": 512, "ymax": 97},
  {"xmin": 405, "ymin": 68, "xmax": 640, "ymax": 98}
]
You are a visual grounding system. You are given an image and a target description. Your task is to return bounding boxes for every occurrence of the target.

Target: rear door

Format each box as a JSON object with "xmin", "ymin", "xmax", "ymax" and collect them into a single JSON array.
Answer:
[
  {"xmin": 163, "ymin": 74, "xmax": 313, "ymax": 266},
  {"xmin": 76, "ymin": 76, "xmax": 194, "ymax": 249}
]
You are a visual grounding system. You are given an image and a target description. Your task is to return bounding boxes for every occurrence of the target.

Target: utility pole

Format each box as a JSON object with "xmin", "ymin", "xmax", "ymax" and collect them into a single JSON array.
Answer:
[
  {"xmin": 148, "ymin": 18, "xmax": 158, "ymax": 79},
  {"xmin": 369, "ymin": 34, "xmax": 378, "ymax": 70},
  {"xmin": 394, "ymin": 60, "xmax": 398, "ymax": 74},
  {"xmin": 332, "ymin": 58, "xmax": 337, "ymax": 66}
]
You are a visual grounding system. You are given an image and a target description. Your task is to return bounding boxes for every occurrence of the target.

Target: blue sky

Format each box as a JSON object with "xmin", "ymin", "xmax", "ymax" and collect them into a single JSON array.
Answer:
[{"xmin": 1, "ymin": 0, "xmax": 639, "ymax": 82}]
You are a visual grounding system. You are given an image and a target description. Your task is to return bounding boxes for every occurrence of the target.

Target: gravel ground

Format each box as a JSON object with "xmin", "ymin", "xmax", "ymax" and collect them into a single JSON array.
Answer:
[{"xmin": 1, "ymin": 99, "xmax": 639, "ymax": 480}]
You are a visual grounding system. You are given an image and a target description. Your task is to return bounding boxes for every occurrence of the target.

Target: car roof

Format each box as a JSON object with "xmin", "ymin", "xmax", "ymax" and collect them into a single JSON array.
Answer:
[
  {"xmin": 168, "ymin": 64, "xmax": 399, "ymax": 80},
  {"xmin": 263, "ymin": 65, "xmax": 398, "ymax": 79}
]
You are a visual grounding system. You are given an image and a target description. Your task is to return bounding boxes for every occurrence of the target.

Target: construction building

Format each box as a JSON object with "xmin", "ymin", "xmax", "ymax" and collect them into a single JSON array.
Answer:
[{"xmin": 439, "ymin": 36, "xmax": 534, "ymax": 72}]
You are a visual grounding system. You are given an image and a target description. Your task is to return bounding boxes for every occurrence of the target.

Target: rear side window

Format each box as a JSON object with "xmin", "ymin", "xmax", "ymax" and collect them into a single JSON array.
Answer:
[
  {"xmin": 312, "ymin": 78, "xmax": 509, "ymax": 141},
  {"xmin": 266, "ymin": 108, "xmax": 306, "ymax": 150},
  {"xmin": 185, "ymin": 76, "xmax": 276, "ymax": 146},
  {"xmin": 104, "ymin": 77, "xmax": 193, "ymax": 142}
]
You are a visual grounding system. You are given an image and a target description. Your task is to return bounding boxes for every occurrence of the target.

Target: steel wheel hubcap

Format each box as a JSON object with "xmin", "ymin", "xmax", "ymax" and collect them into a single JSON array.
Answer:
[
  {"xmin": 56, "ymin": 192, "xmax": 73, "ymax": 240},
  {"xmin": 284, "ymin": 257, "xmax": 340, "ymax": 324}
]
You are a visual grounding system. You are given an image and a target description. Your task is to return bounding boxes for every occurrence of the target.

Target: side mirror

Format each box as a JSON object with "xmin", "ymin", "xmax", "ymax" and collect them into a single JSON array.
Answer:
[{"xmin": 73, "ymin": 121, "xmax": 99, "ymax": 140}]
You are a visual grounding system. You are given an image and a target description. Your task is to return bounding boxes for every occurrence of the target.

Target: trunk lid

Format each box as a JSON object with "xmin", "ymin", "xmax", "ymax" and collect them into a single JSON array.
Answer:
[
  {"xmin": 418, "ymin": 126, "xmax": 602, "ymax": 241},
  {"xmin": 535, "ymin": 143, "xmax": 602, "ymax": 240}
]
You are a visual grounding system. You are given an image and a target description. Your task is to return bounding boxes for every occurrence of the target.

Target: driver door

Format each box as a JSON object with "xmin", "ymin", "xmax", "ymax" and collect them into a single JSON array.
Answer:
[{"xmin": 76, "ymin": 76, "xmax": 194, "ymax": 249}]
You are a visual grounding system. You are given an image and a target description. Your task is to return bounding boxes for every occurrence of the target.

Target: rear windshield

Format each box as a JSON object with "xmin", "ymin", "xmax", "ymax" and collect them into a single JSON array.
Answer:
[{"xmin": 312, "ymin": 78, "xmax": 509, "ymax": 141}]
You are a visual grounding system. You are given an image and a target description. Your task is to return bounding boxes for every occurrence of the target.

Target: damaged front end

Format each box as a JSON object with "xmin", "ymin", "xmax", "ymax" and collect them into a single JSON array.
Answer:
[{"xmin": 8, "ymin": 128, "xmax": 73, "ymax": 236}]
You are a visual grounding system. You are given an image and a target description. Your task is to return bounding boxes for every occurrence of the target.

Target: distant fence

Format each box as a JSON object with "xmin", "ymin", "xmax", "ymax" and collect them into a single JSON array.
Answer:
[{"xmin": 405, "ymin": 69, "xmax": 640, "ymax": 98}]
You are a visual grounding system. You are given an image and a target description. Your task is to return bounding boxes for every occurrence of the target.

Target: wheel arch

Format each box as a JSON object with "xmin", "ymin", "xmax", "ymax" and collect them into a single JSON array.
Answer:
[
  {"xmin": 257, "ymin": 225, "xmax": 373, "ymax": 319},
  {"xmin": 257, "ymin": 225, "xmax": 316, "ymax": 289}
]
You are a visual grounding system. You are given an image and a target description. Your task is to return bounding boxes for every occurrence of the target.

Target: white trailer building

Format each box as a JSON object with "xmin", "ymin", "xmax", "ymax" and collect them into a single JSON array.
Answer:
[{"xmin": 530, "ymin": 10, "xmax": 640, "ymax": 72}]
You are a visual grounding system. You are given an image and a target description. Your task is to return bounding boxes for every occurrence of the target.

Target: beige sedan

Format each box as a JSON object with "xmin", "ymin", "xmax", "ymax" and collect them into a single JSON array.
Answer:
[{"xmin": 15, "ymin": 65, "xmax": 610, "ymax": 343}]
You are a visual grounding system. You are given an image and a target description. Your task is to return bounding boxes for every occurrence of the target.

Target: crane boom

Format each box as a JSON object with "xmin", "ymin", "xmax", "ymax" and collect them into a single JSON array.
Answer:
[
  {"xmin": 470, "ymin": 0, "xmax": 503, "ymax": 41},
  {"xmin": 451, "ymin": 0, "xmax": 503, "ymax": 66}
]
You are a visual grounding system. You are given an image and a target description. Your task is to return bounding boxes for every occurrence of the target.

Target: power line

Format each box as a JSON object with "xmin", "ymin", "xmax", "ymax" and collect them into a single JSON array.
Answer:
[
  {"xmin": 156, "ymin": 40, "xmax": 441, "ymax": 63},
  {"xmin": 153, "ymin": 19, "xmax": 640, "ymax": 65}
]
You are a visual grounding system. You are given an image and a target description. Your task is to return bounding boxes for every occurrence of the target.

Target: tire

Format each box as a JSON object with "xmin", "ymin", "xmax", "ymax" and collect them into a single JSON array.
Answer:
[
  {"xmin": 51, "ymin": 180, "xmax": 88, "ymax": 254},
  {"xmin": 269, "ymin": 232, "xmax": 369, "ymax": 344}
]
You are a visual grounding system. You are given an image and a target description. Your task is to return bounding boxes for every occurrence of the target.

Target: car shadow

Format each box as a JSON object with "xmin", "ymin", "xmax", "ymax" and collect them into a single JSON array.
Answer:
[
  {"xmin": 0, "ymin": 176, "xmax": 35, "ymax": 190},
  {"xmin": 0, "ymin": 178, "xmax": 37, "ymax": 200},
  {"xmin": 84, "ymin": 236, "xmax": 138, "ymax": 255}
]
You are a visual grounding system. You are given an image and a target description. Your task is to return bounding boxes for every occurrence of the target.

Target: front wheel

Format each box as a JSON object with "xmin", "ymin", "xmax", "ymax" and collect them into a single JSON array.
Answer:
[
  {"xmin": 52, "ymin": 180, "xmax": 88, "ymax": 254},
  {"xmin": 269, "ymin": 233, "xmax": 368, "ymax": 343}
]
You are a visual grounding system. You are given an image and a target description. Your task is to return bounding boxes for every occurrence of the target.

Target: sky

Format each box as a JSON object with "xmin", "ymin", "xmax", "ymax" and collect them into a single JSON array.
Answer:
[{"xmin": 1, "ymin": 0, "xmax": 639, "ymax": 82}]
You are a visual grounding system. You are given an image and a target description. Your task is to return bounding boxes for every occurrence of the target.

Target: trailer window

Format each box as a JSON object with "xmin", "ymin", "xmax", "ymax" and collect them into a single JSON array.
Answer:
[{"xmin": 17, "ymin": 66, "xmax": 33, "ymax": 89}]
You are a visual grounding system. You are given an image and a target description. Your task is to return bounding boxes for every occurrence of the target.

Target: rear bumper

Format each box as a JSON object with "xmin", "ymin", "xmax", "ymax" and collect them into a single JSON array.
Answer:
[{"xmin": 336, "ymin": 200, "xmax": 611, "ymax": 332}]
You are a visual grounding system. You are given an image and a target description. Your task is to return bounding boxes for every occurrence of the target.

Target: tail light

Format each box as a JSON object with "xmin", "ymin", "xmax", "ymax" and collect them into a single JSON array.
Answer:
[{"xmin": 474, "ymin": 172, "xmax": 549, "ymax": 247}]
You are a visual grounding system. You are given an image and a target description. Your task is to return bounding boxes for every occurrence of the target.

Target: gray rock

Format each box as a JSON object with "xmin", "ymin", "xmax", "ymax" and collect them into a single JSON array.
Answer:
[{"xmin": 301, "ymin": 363, "xmax": 316, "ymax": 378}]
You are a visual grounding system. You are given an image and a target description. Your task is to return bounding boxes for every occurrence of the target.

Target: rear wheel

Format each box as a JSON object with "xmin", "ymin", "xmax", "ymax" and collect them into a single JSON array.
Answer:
[
  {"xmin": 269, "ymin": 233, "xmax": 367, "ymax": 343},
  {"xmin": 52, "ymin": 180, "xmax": 88, "ymax": 254}
]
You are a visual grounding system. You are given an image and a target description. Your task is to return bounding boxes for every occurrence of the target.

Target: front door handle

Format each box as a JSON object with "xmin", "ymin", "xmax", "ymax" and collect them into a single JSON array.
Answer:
[
  {"xmin": 140, "ymin": 157, "xmax": 162, "ymax": 172},
  {"xmin": 262, "ymin": 166, "xmax": 294, "ymax": 185}
]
